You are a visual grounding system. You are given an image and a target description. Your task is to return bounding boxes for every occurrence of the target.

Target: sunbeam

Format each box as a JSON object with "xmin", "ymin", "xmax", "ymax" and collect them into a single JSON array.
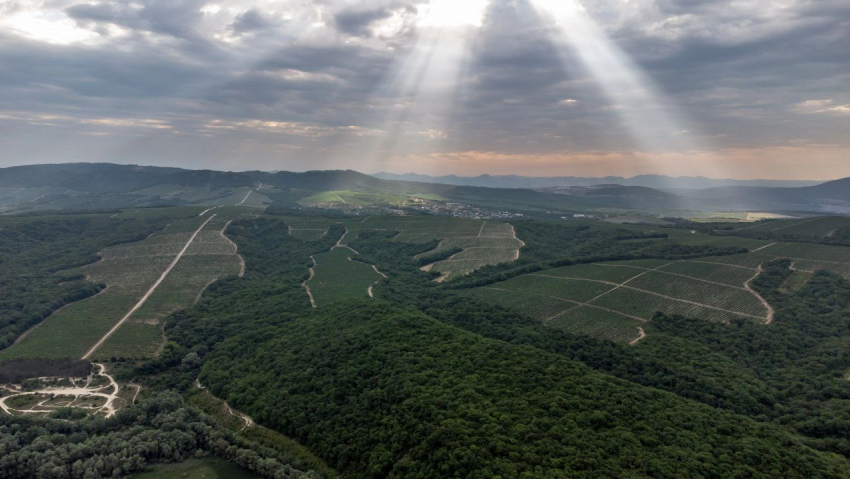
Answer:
[
  {"xmin": 529, "ymin": 0, "xmax": 721, "ymax": 177},
  {"xmin": 347, "ymin": 0, "xmax": 490, "ymax": 173}
]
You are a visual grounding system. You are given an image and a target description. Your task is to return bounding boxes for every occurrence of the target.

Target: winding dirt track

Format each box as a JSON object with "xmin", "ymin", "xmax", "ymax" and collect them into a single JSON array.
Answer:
[
  {"xmin": 196, "ymin": 380, "xmax": 254, "ymax": 431},
  {"xmin": 0, "ymin": 363, "xmax": 120, "ymax": 418},
  {"xmin": 745, "ymin": 264, "xmax": 776, "ymax": 324},
  {"xmin": 303, "ymin": 256, "xmax": 318, "ymax": 308},
  {"xmin": 219, "ymin": 220, "xmax": 245, "ymax": 277},
  {"xmin": 510, "ymin": 224, "xmax": 525, "ymax": 260},
  {"xmin": 81, "ymin": 215, "xmax": 217, "ymax": 360},
  {"xmin": 629, "ymin": 327, "xmax": 647, "ymax": 346}
]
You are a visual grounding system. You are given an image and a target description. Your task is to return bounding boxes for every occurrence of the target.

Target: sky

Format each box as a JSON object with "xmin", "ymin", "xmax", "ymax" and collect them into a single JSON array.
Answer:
[{"xmin": 0, "ymin": 0, "xmax": 848, "ymax": 180}]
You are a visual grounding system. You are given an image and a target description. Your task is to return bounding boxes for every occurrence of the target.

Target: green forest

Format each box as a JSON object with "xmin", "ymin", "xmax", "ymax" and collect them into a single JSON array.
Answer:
[
  {"xmin": 152, "ymin": 217, "xmax": 850, "ymax": 478},
  {"xmin": 3, "ymin": 211, "xmax": 850, "ymax": 478}
]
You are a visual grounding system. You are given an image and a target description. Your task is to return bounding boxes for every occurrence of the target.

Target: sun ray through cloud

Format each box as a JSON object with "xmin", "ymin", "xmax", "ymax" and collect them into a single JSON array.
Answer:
[
  {"xmin": 529, "ymin": 0, "xmax": 723, "ymax": 178},
  {"xmin": 341, "ymin": 0, "xmax": 491, "ymax": 173}
]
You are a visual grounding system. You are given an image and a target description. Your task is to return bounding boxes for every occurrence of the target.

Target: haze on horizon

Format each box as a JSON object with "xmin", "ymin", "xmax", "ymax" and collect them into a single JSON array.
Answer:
[{"xmin": 1, "ymin": 0, "xmax": 848, "ymax": 181}]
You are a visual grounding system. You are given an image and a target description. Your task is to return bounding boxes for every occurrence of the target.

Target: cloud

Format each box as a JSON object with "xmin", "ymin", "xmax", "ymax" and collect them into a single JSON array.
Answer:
[
  {"xmin": 0, "ymin": 0, "xmax": 847, "ymax": 178},
  {"xmin": 794, "ymin": 99, "xmax": 850, "ymax": 116},
  {"xmin": 230, "ymin": 9, "xmax": 274, "ymax": 34}
]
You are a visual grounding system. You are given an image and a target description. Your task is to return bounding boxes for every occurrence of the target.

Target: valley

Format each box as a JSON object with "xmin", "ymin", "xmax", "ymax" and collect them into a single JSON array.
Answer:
[{"xmin": 2, "ymin": 164, "xmax": 850, "ymax": 478}]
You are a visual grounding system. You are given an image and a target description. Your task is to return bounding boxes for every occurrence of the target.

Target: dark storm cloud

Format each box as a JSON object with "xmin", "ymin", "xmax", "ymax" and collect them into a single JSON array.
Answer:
[{"xmin": 0, "ymin": 0, "xmax": 848, "ymax": 176}]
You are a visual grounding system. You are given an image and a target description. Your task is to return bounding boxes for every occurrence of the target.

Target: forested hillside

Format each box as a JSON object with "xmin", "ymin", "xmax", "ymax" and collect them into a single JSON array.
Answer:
[
  {"xmin": 149, "ymin": 216, "xmax": 850, "ymax": 478},
  {"xmin": 3, "ymin": 206, "xmax": 850, "ymax": 478},
  {"xmin": 0, "ymin": 393, "xmax": 319, "ymax": 478},
  {"xmin": 196, "ymin": 302, "xmax": 847, "ymax": 478}
]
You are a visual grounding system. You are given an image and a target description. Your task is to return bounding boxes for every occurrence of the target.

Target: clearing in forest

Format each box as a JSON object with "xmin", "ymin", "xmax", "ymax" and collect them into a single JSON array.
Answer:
[
  {"xmin": 747, "ymin": 242, "xmax": 850, "ymax": 279},
  {"xmin": 283, "ymin": 215, "xmax": 525, "ymax": 280},
  {"xmin": 469, "ymin": 256, "xmax": 774, "ymax": 344},
  {"xmin": 0, "ymin": 214, "xmax": 243, "ymax": 361},
  {"xmin": 344, "ymin": 216, "xmax": 524, "ymax": 281},
  {"xmin": 282, "ymin": 217, "xmax": 338, "ymax": 241},
  {"xmin": 305, "ymin": 246, "xmax": 385, "ymax": 307}
]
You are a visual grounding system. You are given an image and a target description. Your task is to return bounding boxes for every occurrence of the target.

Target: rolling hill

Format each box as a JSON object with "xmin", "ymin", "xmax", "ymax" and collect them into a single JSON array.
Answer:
[
  {"xmin": 1, "ymin": 163, "xmax": 849, "ymax": 216},
  {"xmin": 374, "ymin": 172, "xmax": 822, "ymax": 190}
]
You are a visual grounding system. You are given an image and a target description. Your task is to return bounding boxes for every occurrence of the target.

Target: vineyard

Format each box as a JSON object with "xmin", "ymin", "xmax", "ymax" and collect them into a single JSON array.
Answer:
[
  {"xmin": 662, "ymin": 229, "xmax": 773, "ymax": 250},
  {"xmin": 737, "ymin": 216, "xmax": 850, "ymax": 236},
  {"xmin": 0, "ymin": 214, "xmax": 243, "ymax": 361},
  {"xmin": 548, "ymin": 307, "xmax": 644, "ymax": 344},
  {"xmin": 283, "ymin": 215, "xmax": 524, "ymax": 280},
  {"xmin": 753, "ymin": 243, "xmax": 850, "ymax": 278},
  {"xmin": 199, "ymin": 188, "xmax": 271, "ymax": 207},
  {"xmin": 341, "ymin": 216, "xmax": 524, "ymax": 280},
  {"xmin": 281, "ymin": 217, "xmax": 337, "ymax": 242},
  {"xmin": 306, "ymin": 247, "xmax": 385, "ymax": 307},
  {"xmin": 468, "ymin": 255, "xmax": 774, "ymax": 344}
]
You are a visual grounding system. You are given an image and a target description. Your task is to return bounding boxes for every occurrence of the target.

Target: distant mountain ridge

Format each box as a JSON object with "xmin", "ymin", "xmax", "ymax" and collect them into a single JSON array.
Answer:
[
  {"xmin": 372, "ymin": 172, "xmax": 822, "ymax": 190},
  {"xmin": 1, "ymin": 163, "xmax": 848, "ymax": 216}
]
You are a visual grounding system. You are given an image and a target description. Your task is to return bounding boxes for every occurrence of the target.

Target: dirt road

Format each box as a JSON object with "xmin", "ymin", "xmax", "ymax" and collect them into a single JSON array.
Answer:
[
  {"xmin": 0, "ymin": 363, "xmax": 120, "ymax": 418},
  {"xmin": 81, "ymin": 215, "xmax": 217, "ymax": 360}
]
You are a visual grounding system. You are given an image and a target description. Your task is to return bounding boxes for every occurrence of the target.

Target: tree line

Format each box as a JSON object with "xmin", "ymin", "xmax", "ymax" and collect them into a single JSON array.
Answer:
[{"xmin": 0, "ymin": 392, "xmax": 319, "ymax": 479}]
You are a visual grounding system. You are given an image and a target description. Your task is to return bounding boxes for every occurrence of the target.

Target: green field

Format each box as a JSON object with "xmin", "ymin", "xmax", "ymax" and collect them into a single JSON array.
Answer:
[
  {"xmin": 735, "ymin": 216, "xmax": 850, "ymax": 236},
  {"xmin": 129, "ymin": 457, "xmax": 261, "ymax": 479},
  {"xmin": 299, "ymin": 190, "xmax": 410, "ymax": 207},
  {"xmin": 548, "ymin": 306, "xmax": 644, "ymax": 343},
  {"xmin": 0, "ymin": 214, "xmax": 243, "ymax": 360},
  {"xmin": 470, "ymin": 238, "xmax": 850, "ymax": 344},
  {"xmin": 753, "ymin": 242, "xmax": 850, "ymax": 278},
  {"xmin": 200, "ymin": 188, "xmax": 271, "ymax": 207},
  {"xmin": 306, "ymin": 246, "xmax": 385, "ymax": 306},
  {"xmin": 281, "ymin": 215, "xmax": 525, "ymax": 280},
  {"xmin": 469, "ymin": 253, "xmax": 774, "ymax": 344},
  {"xmin": 126, "ymin": 185, "xmax": 272, "ymax": 209},
  {"xmin": 343, "ymin": 216, "xmax": 523, "ymax": 280},
  {"xmin": 662, "ymin": 228, "xmax": 773, "ymax": 249}
]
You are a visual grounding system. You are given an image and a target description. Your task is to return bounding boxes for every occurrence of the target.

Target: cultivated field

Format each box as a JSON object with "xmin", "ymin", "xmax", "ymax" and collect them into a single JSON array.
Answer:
[
  {"xmin": 305, "ymin": 246, "xmax": 385, "ymax": 307},
  {"xmin": 0, "ymin": 213, "xmax": 243, "ymax": 361},
  {"xmin": 282, "ymin": 217, "xmax": 338, "ymax": 241},
  {"xmin": 299, "ymin": 190, "xmax": 412, "ymax": 207},
  {"xmin": 469, "ymin": 254, "xmax": 775, "ymax": 344},
  {"xmin": 751, "ymin": 242, "xmax": 850, "ymax": 278},
  {"xmin": 736, "ymin": 216, "xmax": 850, "ymax": 237},
  {"xmin": 283, "ymin": 215, "xmax": 525, "ymax": 280},
  {"xmin": 346, "ymin": 216, "xmax": 524, "ymax": 280},
  {"xmin": 200, "ymin": 188, "xmax": 271, "ymax": 207}
]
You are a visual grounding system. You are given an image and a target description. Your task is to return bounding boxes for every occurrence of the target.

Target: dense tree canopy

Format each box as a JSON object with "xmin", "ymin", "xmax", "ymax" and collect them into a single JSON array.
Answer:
[
  {"xmin": 0, "ymin": 393, "xmax": 319, "ymax": 479},
  {"xmin": 6, "ymin": 213, "xmax": 850, "ymax": 478},
  {"xmin": 198, "ymin": 302, "xmax": 850, "ymax": 479}
]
